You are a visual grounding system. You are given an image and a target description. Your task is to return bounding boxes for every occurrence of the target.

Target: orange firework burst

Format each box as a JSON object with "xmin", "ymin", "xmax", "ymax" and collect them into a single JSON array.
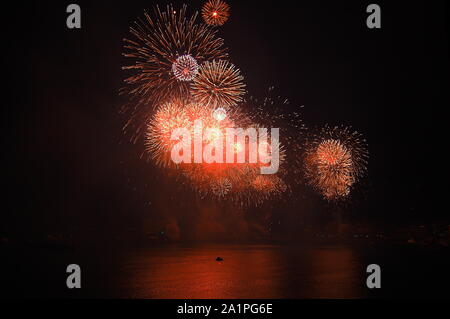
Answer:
[
  {"xmin": 202, "ymin": 0, "xmax": 231, "ymax": 26},
  {"xmin": 145, "ymin": 99, "xmax": 191, "ymax": 168},
  {"xmin": 145, "ymin": 97, "xmax": 287, "ymax": 206},
  {"xmin": 146, "ymin": 100, "xmax": 246, "ymax": 168},
  {"xmin": 191, "ymin": 60, "xmax": 246, "ymax": 108},
  {"xmin": 314, "ymin": 139, "xmax": 353, "ymax": 198},
  {"xmin": 304, "ymin": 125, "xmax": 368, "ymax": 201}
]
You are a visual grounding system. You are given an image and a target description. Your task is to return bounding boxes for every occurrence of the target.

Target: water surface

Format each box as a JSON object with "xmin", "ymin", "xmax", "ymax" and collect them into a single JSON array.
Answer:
[{"xmin": 2, "ymin": 243, "xmax": 449, "ymax": 298}]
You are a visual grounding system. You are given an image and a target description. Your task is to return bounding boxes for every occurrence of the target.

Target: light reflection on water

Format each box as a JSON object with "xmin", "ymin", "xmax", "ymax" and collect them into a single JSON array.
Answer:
[{"xmin": 118, "ymin": 245, "xmax": 365, "ymax": 299}]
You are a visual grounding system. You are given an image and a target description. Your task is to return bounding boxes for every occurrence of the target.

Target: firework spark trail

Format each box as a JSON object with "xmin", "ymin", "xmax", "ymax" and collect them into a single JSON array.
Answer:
[
  {"xmin": 242, "ymin": 87, "xmax": 307, "ymax": 188},
  {"xmin": 202, "ymin": 0, "xmax": 231, "ymax": 26}
]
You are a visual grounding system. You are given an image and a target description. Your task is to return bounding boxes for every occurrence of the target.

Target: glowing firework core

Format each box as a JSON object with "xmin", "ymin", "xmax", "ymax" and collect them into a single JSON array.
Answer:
[
  {"xmin": 212, "ymin": 107, "xmax": 227, "ymax": 122},
  {"xmin": 202, "ymin": 0, "xmax": 231, "ymax": 26}
]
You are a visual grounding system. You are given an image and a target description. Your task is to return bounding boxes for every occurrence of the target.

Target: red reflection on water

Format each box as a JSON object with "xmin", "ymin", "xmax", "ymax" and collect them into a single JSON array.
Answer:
[
  {"xmin": 121, "ymin": 245, "xmax": 283, "ymax": 298},
  {"xmin": 119, "ymin": 245, "xmax": 364, "ymax": 299}
]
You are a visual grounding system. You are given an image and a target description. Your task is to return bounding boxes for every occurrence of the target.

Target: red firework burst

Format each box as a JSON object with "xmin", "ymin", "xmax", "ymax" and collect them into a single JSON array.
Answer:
[{"xmin": 202, "ymin": 0, "xmax": 231, "ymax": 26}]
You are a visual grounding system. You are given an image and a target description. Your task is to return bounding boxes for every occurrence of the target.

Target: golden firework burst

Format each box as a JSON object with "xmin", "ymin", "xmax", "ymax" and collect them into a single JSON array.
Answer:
[
  {"xmin": 191, "ymin": 60, "xmax": 246, "ymax": 108},
  {"xmin": 304, "ymin": 125, "xmax": 368, "ymax": 201}
]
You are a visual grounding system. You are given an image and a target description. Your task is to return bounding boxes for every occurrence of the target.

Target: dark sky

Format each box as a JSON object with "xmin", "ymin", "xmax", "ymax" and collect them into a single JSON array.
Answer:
[{"xmin": 3, "ymin": 1, "xmax": 448, "ymax": 242}]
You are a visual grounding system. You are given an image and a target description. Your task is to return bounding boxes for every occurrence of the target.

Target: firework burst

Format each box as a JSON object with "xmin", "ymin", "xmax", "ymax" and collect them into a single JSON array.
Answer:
[
  {"xmin": 252, "ymin": 175, "xmax": 288, "ymax": 197},
  {"xmin": 172, "ymin": 55, "xmax": 199, "ymax": 81},
  {"xmin": 191, "ymin": 60, "xmax": 246, "ymax": 108},
  {"xmin": 145, "ymin": 99, "xmax": 191, "ymax": 168},
  {"xmin": 122, "ymin": 5, "xmax": 228, "ymax": 141},
  {"xmin": 303, "ymin": 125, "xmax": 369, "ymax": 201},
  {"xmin": 202, "ymin": 0, "xmax": 231, "ymax": 26},
  {"xmin": 210, "ymin": 178, "xmax": 233, "ymax": 197}
]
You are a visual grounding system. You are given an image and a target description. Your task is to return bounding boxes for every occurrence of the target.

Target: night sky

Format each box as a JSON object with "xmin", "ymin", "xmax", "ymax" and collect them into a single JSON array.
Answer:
[{"xmin": 3, "ymin": 1, "xmax": 448, "ymax": 242}]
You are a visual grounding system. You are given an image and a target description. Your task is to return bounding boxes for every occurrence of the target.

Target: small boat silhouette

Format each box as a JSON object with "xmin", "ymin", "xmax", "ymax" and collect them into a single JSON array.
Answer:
[{"xmin": 216, "ymin": 257, "xmax": 224, "ymax": 262}]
